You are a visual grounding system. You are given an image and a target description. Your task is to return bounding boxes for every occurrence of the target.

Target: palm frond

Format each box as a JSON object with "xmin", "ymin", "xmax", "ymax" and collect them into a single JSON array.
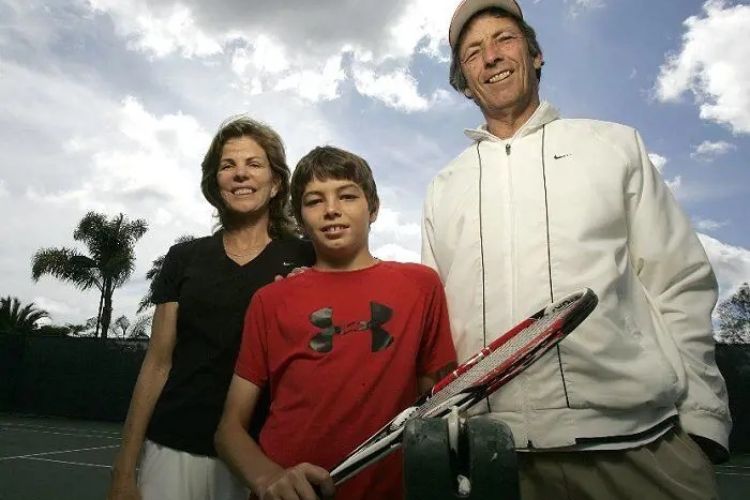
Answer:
[
  {"xmin": 0, "ymin": 296, "xmax": 49, "ymax": 334},
  {"xmin": 73, "ymin": 211, "xmax": 109, "ymax": 249},
  {"xmin": 31, "ymin": 247, "xmax": 101, "ymax": 291}
]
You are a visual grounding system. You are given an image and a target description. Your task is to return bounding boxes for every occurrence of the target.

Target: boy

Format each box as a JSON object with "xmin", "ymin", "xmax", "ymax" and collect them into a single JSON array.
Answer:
[{"xmin": 215, "ymin": 146, "xmax": 457, "ymax": 499}]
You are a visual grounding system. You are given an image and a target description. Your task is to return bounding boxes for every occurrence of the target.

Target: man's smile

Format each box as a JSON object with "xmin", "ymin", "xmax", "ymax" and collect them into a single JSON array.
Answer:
[{"xmin": 486, "ymin": 69, "xmax": 512, "ymax": 84}]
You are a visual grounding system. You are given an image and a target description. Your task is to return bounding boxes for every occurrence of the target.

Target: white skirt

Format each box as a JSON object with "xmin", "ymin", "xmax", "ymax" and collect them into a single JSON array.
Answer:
[{"xmin": 138, "ymin": 440, "xmax": 249, "ymax": 500}]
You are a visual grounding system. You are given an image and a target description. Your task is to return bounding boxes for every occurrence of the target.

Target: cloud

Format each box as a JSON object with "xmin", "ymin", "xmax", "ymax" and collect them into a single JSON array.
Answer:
[
  {"xmin": 648, "ymin": 152, "xmax": 668, "ymax": 173},
  {"xmin": 372, "ymin": 207, "xmax": 421, "ymax": 241},
  {"xmin": 353, "ymin": 66, "xmax": 452, "ymax": 113},
  {"xmin": 655, "ymin": 0, "xmax": 750, "ymax": 134},
  {"xmin": 274, "ymin": 55, "xmax": 347, "ymax": 103},
  {"xmin": 85, "ymin": 0, "xmax": 223, "ymax": 58},
  {"xmin": 699, "ymin": 233, "xmax": 750, "ymax": 300},
  {"xmin": 693, "ymin": 217, "xmax": 729, "ymax": 232},
  {"xmin": 30, "ymin": 96, "xmax": 213, "ymax": 231},
  {"xmin": 33, "ymin": 296, "xmax": 86, "ymax": 320},
  {"xmin": 568, "ymin": 0, "xmax": 606, "ymax": 17},
  {"xmin": 373, "ymin": 243, "xmax": 420, "ymax": 263},
  {"xmin": 82, "ymin": 0, "xmax": 456, "ymax": 111},
  {"xmin": 690, "ymin": 140, "xmax": 736, "ymax": 160},
  {"xmin": 648, "ymin": 153, "xmax": 684, "ymax": 199},
  {"xmin": 370, "ymin": 206, "xmax": 422, "ymax": 263},
  {"xmin": 665, "ymin": 175, "xmax": 682, "ymax": 196}
]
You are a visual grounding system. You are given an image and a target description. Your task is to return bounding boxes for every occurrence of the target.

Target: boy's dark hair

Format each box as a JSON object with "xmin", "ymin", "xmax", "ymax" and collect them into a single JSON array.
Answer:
[
  {"xmin": 200, "ymin": 116, "xmax": 295, "ymax": 237},
  {"xmin": 291, "ymin": 146, "xmax": 380, "ymax": 224}
]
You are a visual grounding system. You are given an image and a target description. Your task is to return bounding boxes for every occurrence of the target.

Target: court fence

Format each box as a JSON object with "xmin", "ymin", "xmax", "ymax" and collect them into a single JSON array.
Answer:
[
  {"xmin": 0, "ymin": 334, "xmax": 146, "ymax": 421},
  {"xmin": 717, "ymin": 343, "xmax": 750, "ymax": 453},
  {"xmin": 0, "ymin": 335, "xmax": 748, "ymax": 451}
]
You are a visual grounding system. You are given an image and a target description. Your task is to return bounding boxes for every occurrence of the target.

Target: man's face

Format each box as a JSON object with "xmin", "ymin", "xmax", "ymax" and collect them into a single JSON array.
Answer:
[
  {"xmin": 300, "ymin": 177, "xmax": 376, "ymax": 263},
  {"xmin": 458, "ymin": 13, "xmax": 542, "ymax": 119}
]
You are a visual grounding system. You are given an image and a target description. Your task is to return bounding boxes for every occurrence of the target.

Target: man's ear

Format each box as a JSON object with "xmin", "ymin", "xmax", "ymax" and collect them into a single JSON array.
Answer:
[
  {"xmin": 463, "ymin": 88, "xmax": 474, "ymax": 99},
  {"xmin": 534, "ymin": 52, "xmax": 544, "ymax": 70}
]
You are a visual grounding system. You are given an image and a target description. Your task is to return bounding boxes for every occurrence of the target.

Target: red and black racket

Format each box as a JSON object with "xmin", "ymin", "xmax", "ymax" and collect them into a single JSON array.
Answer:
[{"xmin": 329, "ymin": 288, "xmax": 598, "ymax": 485}]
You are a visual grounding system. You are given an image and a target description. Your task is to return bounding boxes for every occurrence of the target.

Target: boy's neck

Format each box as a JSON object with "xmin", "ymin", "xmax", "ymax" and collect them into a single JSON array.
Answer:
[{"xmin": 314, "ymin": 249, "xmax": 379, "ymax": 272}]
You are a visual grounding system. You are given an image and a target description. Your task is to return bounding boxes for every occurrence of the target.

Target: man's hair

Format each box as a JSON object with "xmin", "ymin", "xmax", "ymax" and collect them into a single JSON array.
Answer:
[
  {"xmin": 449, "ymin": 8, "xmax": 543, "ymax": 95},
  {"xmin": 200, "ymin": 116, "xmax": 295, "ymax": 237},
  {"xmin": 291, "ymin": 146, "xmax": 380, "ymax": 225}
]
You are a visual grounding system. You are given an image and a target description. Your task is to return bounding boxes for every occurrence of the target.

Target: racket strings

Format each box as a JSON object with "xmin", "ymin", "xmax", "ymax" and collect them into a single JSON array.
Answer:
[{"xmin": 417, "ymin": 301, "xmax": 577, "ymax": 417}]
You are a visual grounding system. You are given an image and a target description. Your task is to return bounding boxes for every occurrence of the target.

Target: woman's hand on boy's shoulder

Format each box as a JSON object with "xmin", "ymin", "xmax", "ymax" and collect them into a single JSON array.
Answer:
[
  {"xmin": 274, "ymin": 266, "xmax": 310, "ymax": 282},
  {"xmin": 257, "ymin": 462, "xmax": 334, "ymax": 500}
]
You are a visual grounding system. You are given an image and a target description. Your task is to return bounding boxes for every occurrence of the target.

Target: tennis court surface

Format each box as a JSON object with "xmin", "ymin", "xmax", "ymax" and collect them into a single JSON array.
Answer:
[{"xmin": 1, "ymin": 413, "xmax": 748, "ymax": 499}]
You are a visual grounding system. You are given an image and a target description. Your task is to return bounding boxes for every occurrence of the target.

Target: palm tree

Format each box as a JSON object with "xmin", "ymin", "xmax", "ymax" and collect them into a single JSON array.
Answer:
[
  {"xmin": 0, "ymin": 296, "xmax": 49, "ymax": 334},
  {"xmin": 31, "ymin": 211, "xmax": 148, "ymax": 339},
  {"xmin": 137, "ymin": 234, "xmax": 196, "ymax": 314},
  {"xmin": 113, "ymin": 314, "xmax": 152, "ymax": 338}
]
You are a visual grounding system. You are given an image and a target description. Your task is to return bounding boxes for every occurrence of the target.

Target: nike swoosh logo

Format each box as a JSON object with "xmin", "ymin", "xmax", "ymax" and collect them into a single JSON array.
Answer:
[
  {"xmin": 282, "ymin": 261, "xmax": 295, "ymax": 267},
  {"xmin": 553, "ymin": 153, "xmax": 571, "ymax": 160}
]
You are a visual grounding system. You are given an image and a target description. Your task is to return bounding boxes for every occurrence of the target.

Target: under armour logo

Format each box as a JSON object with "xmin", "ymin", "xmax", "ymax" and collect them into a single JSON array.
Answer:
[{"xmin": 309, "ymin": 302, "xmax": 393, "ymax": 353}]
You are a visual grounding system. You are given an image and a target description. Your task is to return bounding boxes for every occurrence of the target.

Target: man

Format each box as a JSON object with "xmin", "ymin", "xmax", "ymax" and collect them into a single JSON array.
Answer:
[{"xmin": 421, "ymin": 1, "xmax": 732, "ymax": 498}]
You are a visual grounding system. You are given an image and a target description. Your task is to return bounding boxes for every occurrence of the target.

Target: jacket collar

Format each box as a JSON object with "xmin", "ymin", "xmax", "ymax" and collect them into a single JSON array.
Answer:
[{"xmin": 464, "ymin": 101, "xmax": 560, "ymax": 143}]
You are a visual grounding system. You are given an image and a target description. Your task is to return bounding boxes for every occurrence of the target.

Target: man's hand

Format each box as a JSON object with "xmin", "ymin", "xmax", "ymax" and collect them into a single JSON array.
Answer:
[
  {"xmin": 256, "ymin": 463, "xmax": 335, "ymax": 500},
  {"xmin": 274, "ymin": 266, "xmax": 310, "ymax": 282}
]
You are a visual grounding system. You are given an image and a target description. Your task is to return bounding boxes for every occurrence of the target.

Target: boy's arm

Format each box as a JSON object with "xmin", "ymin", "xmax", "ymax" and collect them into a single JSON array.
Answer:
[{"xmin": 215, "ymin": 375, "xmax": 335, "ymax": 499}]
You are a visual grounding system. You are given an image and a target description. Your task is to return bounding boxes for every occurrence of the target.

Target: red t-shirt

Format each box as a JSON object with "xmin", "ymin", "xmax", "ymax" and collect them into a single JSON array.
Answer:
[{"xmin": 235, "ymin": 261, "xmax": 456, "ymax": 500}]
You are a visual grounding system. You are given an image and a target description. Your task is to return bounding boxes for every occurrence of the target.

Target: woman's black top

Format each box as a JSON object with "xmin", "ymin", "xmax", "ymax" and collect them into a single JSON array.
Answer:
[{"xmin": 146, "ymin": 232, "xmax": 315, "ymax": 456}]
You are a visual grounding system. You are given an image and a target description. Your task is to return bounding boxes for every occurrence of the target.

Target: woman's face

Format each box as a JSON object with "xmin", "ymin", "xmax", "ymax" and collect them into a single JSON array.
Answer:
[{"xmin": 216, "ymin": 136, "xmax": 278, "ymax": 218}]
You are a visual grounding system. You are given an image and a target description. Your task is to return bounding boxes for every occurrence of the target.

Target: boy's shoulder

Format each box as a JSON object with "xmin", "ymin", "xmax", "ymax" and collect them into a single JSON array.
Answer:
[
  {"xmin": 255, "ymin": 261, "xmax": 442, "ymax": 299},
  {"xmin": 252, "ymin": 267, "xmax": 313, "ymax": 302},
  {"xmin": 378, "ymin": 261, "xmax": 442, "ymax": 288}
]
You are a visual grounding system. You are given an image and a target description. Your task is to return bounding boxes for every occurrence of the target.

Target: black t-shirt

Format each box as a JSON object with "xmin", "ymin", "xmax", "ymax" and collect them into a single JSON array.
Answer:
[{"xmin": 146, "ymin": 231, "xmax": 315, "ymax": 456}]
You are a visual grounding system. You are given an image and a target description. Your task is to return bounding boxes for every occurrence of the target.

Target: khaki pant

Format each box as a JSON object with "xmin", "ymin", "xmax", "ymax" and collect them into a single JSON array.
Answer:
[{"xmin": 518, "ymin": 427, "xmax": 719, "ymax": 500}]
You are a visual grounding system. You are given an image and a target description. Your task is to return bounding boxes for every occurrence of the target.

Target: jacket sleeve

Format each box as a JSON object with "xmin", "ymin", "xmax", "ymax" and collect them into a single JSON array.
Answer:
[{"xmin": 625, "ymin": 129, "xmax": 731, "ymax": 452}]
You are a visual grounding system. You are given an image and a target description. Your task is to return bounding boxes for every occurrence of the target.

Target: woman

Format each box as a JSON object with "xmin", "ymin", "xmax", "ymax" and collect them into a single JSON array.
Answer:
[{"xmin": 108, "ymin": 117, "xmax": 314, "ymax": 500}]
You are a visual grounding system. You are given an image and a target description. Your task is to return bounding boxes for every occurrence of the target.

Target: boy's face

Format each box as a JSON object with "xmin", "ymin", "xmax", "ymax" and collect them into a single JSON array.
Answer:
[{"xmin": 300, "ymin": 177, "xmax": 376, "ymax": 263}]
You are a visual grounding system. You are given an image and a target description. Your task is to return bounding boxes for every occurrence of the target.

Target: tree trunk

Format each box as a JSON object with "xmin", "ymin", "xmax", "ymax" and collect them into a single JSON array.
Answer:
[
  {"xmin": 95, "ymin": 288, "xmax": 104, "ymax": 338},
  {"xmin": 100, "ymin": 280, "xmax": 113, "ymax": 340}
]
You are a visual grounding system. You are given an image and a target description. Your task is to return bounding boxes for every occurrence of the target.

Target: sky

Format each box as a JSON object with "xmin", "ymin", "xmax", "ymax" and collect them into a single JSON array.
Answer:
[{"xmin": 1, "ymin": 0, "xmax": 749, "ymax": 329}]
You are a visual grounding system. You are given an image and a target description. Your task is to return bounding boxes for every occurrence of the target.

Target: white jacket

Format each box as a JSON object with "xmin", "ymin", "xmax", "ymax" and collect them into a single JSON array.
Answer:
[{"xmin": 422, "ymin": 101, "xmax": 731, "ymax": 450}]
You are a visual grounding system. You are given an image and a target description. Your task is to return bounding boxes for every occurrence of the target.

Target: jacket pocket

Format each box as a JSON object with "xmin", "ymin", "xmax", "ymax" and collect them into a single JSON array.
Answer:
[{"xmin": 559, "ymin": 309, "xmax": 680, "ymax": 411}]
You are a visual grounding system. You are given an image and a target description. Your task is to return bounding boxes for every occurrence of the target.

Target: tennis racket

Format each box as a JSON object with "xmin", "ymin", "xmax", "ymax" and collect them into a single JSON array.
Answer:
[{"xmin": 329, "ymin": 288, "xmax": 598, "ymax": 485}]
